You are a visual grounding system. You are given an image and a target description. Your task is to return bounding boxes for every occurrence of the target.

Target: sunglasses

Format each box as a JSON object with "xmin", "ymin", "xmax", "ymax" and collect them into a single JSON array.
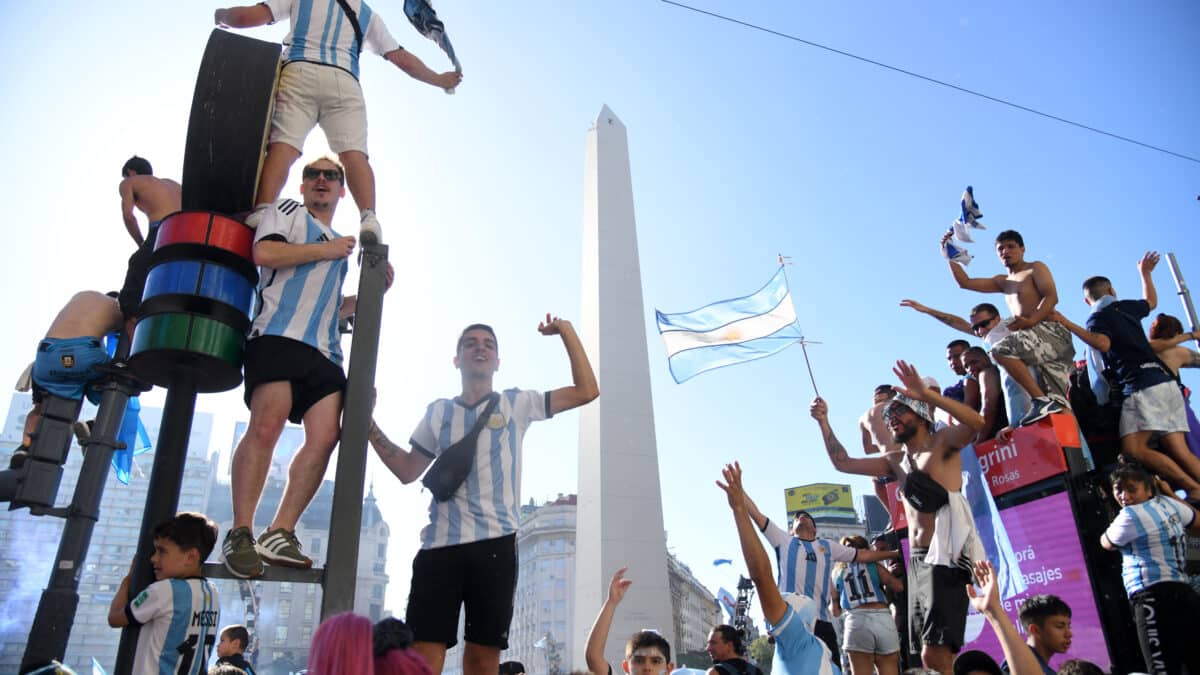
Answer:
[
  {"xmin": 302, "ymin": 167, "xmax": 342, "ymax": 182},
  {"xmin": 971, "ymin": 316, "xmax": 997, "ymax": 333}
]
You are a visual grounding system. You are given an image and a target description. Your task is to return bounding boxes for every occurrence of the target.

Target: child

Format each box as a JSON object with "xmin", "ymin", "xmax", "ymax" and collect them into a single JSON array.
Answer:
[
  {"xmin": 215, "ymin": 624, "xmax": 256, "ymax": 674},
  {"xmin": 584, "ymin": 567, "xmax": 676, "ymax": 675},
  {"xmin": 1000, "ymin": 595, "xmax": 1071, "ymax": 674},
  {"xmin": 1101, "ymin": 463, "xmax": 1200, "ymax": 674},
  {"xmin": 108, "ymin": 512, "xmax": 220, "ymax": 675}
]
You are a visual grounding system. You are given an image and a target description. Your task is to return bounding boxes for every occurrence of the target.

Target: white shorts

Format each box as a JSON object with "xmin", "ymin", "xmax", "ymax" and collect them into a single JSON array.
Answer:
[
  {"xmin": 1121, "ymin": 379, "xmax": 1189, "ymax": 436},
  {"xmin": 843, "ymin": 608, "xmax": 900, "ymax": 655},
  {"xmin": 270, "ymin": 61, "xmax": 368, "ymax": 155}
]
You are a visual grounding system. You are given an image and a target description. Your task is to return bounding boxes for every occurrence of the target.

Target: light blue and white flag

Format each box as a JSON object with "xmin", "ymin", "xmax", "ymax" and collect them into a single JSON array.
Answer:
[
  {"xmin": 961, "ymin": 445, "xmax": 1026, "ymax": 599},
  {"xmin": 656, "ymin": 267, "xmax": 803, "ymax": 383},
  {"xmin": 716, "ymin": 587, "xmax": 737, "ymax": 620}
]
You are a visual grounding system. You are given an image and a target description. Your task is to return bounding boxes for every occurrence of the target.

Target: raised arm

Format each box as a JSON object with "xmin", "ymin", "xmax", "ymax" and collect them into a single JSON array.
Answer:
[
  {"xmin": 1150, "ymin": 333, "xmax": 1200, "ymax": 354},
  {"xmin": 384, "ymin": 49, "xmax": 464, "ymax": 90},
  {"xmin": 585, "ymin": 567, "xmax": 632, "ymax": 675},
  {"xmin": 810, "ymin": 398, "xmax": 895, "ymax": 477},
  {"xmin": 717, "ymin": 463, "xmax": 786, "ymax": 625},
  {"xmin": 968, "ymin": 560, "xmax": 1042, "ymax": 675},
  {"xmin": 899, "ymin": 299, "xmax": 974, "ymax": 336},
  {"xmin": 894, "ymin": 360, "xmax": 984, "ymax": 436},
  {"xmin": 741, "ymin": 490, "xmax": 770, "ymax": 531},
  {"xmin": 539, "ymin": 315, "xmax": 600, "ymax": 415},
  {"xmin": 214, "ymin": 4, "xmax": 274, "ymax": 28},
  {"xmin": 1049, "ymin": 310, "xmax": 1110, "ymax": 353},
  {"xmin": 947, "ymin": 254, "xmax": 1004, "ymax": 294},
  {"xmin": 118, "ymin": 178, "xmax": 143, "ymax": 245},
  {"xmin": 368, "ymin": 420, "xmax": 432, "ymax": 484},
  {"xmin": 1139, "ymin": 251, "xmax": 1159, "ymax": 310}
]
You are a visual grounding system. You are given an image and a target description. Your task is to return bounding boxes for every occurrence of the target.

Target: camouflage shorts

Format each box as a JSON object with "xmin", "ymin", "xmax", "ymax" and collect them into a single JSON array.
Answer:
[{"xmin": 989, "ymin": 321, "xmax": 1075, "ymax": 401}]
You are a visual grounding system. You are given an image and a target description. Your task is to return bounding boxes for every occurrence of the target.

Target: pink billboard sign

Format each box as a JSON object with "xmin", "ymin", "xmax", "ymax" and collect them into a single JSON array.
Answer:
[{"xmin": 960, "ymin": 491, "xmax": 1110, "ymax": 669}]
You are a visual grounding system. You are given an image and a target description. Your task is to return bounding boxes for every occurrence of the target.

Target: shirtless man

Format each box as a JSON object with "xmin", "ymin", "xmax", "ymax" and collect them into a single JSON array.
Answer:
[
  {"xmin": 811, "ymin": 360, "xmax": 986, "ymax": 675},
  {"xmin": 945, "ymin": 230, "xmax": 1075, "ymax": 426},
  {"xmin": 117, "ymin": 156, "xmax": 182, "ymax": 331},
  {"xmin": 860, "ymin": 384, "xmax": 901, "ymax": 520},
  {"xmin": 961, "ymin": 347, "xmax": 1007, "ymax": 443},
  {"xmin": 12, "ymin": 292, "xmax": 123, "ymax": 468}
]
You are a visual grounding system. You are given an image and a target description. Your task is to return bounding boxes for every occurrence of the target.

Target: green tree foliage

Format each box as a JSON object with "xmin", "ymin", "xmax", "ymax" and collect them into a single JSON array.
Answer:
[{"xmin": 747, "ymin": 636, "xmax": 773, "ymax": 674}]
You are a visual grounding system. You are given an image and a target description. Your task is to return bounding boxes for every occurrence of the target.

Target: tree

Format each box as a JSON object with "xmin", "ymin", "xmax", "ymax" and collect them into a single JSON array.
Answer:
[{"xmin": 747, "ymin": 636, "xmax": 773, "ymax": 674}]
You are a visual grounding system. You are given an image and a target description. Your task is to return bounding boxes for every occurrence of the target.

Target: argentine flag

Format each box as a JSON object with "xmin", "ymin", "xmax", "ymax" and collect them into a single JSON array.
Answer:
[{"xmin": 656, "ymin": 267, "xmax": 803, "ymax": 383}]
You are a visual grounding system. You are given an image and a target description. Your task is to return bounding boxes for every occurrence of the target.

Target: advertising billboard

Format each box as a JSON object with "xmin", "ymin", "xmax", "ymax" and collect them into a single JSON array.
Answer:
[{"xmin": 785, "ymin": 483, "xmax": 855, "ymax": 520}]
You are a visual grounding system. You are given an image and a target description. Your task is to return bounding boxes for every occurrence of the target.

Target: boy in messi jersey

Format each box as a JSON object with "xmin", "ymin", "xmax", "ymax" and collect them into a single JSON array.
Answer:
[
  {"xmin": 1102, "ymin": 463, "xmax": 1200, "ymax": 675},
  {"xmin": 718, "ymin": 462, "xmax": 840, "ymax": 675},
  {"xmin": 222, "ymin": 156, "xmax": 394, "ymax": 578},
  {"xmin": 741, "ymin": 494, "xmax": 897, "ymax": 664},
  {"xmin": 214, "ymin": 0, "xmax": 462, "ymax": 240},
  {"xmin": 367, "ymin": 318, "xmax": 598, "ymax": 675},
  {"xmin": 108, "ymin": 512, "xmax": 221, "ymax": 675}
]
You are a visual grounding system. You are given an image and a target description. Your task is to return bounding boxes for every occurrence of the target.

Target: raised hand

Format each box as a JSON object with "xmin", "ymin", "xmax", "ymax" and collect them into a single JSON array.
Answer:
[
  {"xmin": 1139, "ymin": 251, "xmax": 1160, "ymax": 274},
  {"xmin": 537, "ymin": 313, "xmax": 571, "ymax": 336},
  {"xmin": 892, "ymin": 360, "xmax": 933, "ymax": 401},
  {"xmin": 809, "ymin": 397, "xmax": 829, "ymax": 423},
  {"xmin": 606, "ymin": 567, "xmax": 633, "ymax": 606},
  {"xmin": 899, "ymin": 299, "xmax": 929, "ymax": 313},
  {"xmin": 966, "ymin": 559, "xmax": 1000, "ymax": 616},
  {"xmin": 716, "ymin": 462, "xmax": 746, "ymax": 510}
]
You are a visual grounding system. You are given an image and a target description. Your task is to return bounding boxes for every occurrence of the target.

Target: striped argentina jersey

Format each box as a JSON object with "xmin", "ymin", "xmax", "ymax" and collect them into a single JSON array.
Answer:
[
  {"xmin": 127, "ymin": 577, "xmax": 220, "ymax": 675},
  {"xmin": 1105, "ymin": 494, "xmax": 1194, "ymax": 595},
  {"xmin": 411, "ymin": 388, "xmax": 551, "ymax": 549},
  {"xmin": 762, "ymin": 520, "xmax": 857, "ymax": 622},
  {"xmin": 768, "ymin": 601, "xmax": 840, "ymax": 675},
  {"xmin": 834, "ymin": 561, "xmax": 887, "ymax": 610},
  {"xmin": 250, "ymin": 199, "xmax": 348, "ymax": 365},
  {"xmin": 263, "ymin": 0, "xmax": 401, "ymax": 79}
]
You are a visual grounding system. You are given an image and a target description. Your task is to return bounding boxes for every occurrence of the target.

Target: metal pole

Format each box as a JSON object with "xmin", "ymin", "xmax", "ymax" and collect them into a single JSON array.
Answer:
[
  {"xmin": 321, "ymin": 239, "xmax": 389, "ymax": 619},
  {"xmin": 1166, "ymin": 252, "xmax": 1199, "ymax": 340},
  {"xmin": 20, "ymin": 375, "xmax": 138, "ymax": 671},
  {"xmin": 114, "ymin": 374, "xmax": 198, "ymax": 674},
  {"xmin": 799, "ymin": 340, "xmax": 821, "ymax": 398}
]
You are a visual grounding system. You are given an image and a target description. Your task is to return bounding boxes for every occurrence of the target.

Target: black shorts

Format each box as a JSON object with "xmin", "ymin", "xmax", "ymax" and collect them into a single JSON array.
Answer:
[
  {"xmin": 1130, "ymin": 581, "xmax": 1200, "ymax": 675},
  {"xmin": 406, "ymin": 534, "xmax": 517, "ymax": 649},
  {"xmin": 118, "ymin": 225, "xmax": 161, "ymax": 319},
  {"xmin": 242, "ymin": 335, "xmax": 345, "ymax": 423},
  {"xmin": 908, "ymin": 549, "xmax": 970, "ymax": 652}
]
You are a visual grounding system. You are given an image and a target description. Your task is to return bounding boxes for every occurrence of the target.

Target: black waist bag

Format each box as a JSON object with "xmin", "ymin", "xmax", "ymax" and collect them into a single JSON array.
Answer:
[
  {"xmin": 899, "ymin": 469, "xmax": 949, "ymax": 513},
  {"xmin": 421, "ymin": 393, "xmax": 500, "ymax": 502}
]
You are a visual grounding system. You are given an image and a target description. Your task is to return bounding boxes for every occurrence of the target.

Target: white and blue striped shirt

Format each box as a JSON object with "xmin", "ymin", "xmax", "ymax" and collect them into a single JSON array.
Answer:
[
  {"xmin": 768, "ymin": 604, "xmax": 840, "ymax": 675},
  {"xmin": 1105, "ymin": 495, "xmax": 1194, "ymax": 595},
  {"xmin": 411, "ymin": 388, "xmax": 550, "ymax": 549},
  {"xmin": 128, "ymin": 578, "xmax": 220, "ymax": 675},
  {"xmin": 762, "ymin": 520, "xmax": 857, "ymax": 622},
  {"xmin": 834, "ymin": 562, "xmax": 888, "ymax": 610},
  {"xmin": 263, "ymin": 0, "xmax": 402, "ymax": 79},
  {"xmin": 250, "ymin": 199, "xmax": 348, "ymax": 364}
]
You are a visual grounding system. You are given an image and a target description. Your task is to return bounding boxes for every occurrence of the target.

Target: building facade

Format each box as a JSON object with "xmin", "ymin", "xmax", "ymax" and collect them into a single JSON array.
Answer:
[
  {"xmin": 667, "ymin": 555, "xmax": 724, "ymax": 657},
  {"xmin": 0, "ymin": 393, "xmax": 214, "ymax": 674}
]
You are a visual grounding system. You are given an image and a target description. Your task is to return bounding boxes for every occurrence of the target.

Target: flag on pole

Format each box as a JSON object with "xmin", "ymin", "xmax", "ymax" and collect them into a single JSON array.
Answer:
[
  {"xmin": 716, "ymin": 587, "xmax": 737, "ymax": 620},
  {"xmin": 655, "ymin": 267, "xmax": 803, "ymax": 383},
  {"xmin": 404, "ymin": 0, "xmax": 462, "ymax": 72}
]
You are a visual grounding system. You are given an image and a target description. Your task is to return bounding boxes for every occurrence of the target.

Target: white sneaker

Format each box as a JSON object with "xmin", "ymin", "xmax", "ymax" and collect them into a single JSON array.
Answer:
[{"xmin": 359, "ymin": 209, "xmax": 383, "ymax": 244}]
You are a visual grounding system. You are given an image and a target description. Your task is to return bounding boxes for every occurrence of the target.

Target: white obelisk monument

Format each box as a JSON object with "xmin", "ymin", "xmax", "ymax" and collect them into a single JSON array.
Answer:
[{"xmin": 572, "ymin": 105, "xmax": 673, "ymax": 668}]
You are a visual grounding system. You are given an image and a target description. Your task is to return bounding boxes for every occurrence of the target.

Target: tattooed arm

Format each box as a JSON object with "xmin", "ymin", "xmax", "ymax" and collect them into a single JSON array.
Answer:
[
  {"xmin": 810, "ymin": 397, "xmax": 895, "ymax": 477},
  {"xmin": 368, "ymin": 420, "xmax": 433, "ymax": 484},
  {"xmin": 899, "ymin": 299, "xmax": 974, "ymax": 336}
]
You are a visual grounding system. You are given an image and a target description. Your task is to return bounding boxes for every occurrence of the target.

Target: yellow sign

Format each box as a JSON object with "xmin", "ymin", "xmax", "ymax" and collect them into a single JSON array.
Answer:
[{"xmin": 784, "ymin": 483, "xmax": 855, "ymax": 519}]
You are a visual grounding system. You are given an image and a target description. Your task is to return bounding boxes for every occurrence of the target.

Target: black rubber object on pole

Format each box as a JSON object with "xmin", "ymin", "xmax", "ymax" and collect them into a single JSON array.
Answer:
[{"xmin": 181, "ymin": 29, "xmax": 280, "ymax": 214}]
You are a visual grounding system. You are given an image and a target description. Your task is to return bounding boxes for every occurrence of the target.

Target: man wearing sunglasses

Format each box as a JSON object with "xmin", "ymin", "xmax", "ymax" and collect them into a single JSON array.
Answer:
[
  {"xmin": 900, "ymin": 299, "xmax": 1033, "ymax": 428},
  {"xmin": 222, "ymin": 156, "xmax": 394, "ymax": 579},
  {"xmin": 215, "ymin": 0, "xmax": 463, "ymax": 241}
]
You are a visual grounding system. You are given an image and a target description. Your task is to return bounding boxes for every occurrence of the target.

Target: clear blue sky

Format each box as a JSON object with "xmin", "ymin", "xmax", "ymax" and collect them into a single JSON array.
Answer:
[{"xmin": 0, "ymin": 0, "xmax": 1197, "ymax": 630}]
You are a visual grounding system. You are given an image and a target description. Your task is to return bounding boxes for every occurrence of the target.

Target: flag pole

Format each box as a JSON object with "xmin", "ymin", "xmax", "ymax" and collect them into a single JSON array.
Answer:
[{"xmin": 778, "ymin": 253, "xmax": 823, "ymax": 397}]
